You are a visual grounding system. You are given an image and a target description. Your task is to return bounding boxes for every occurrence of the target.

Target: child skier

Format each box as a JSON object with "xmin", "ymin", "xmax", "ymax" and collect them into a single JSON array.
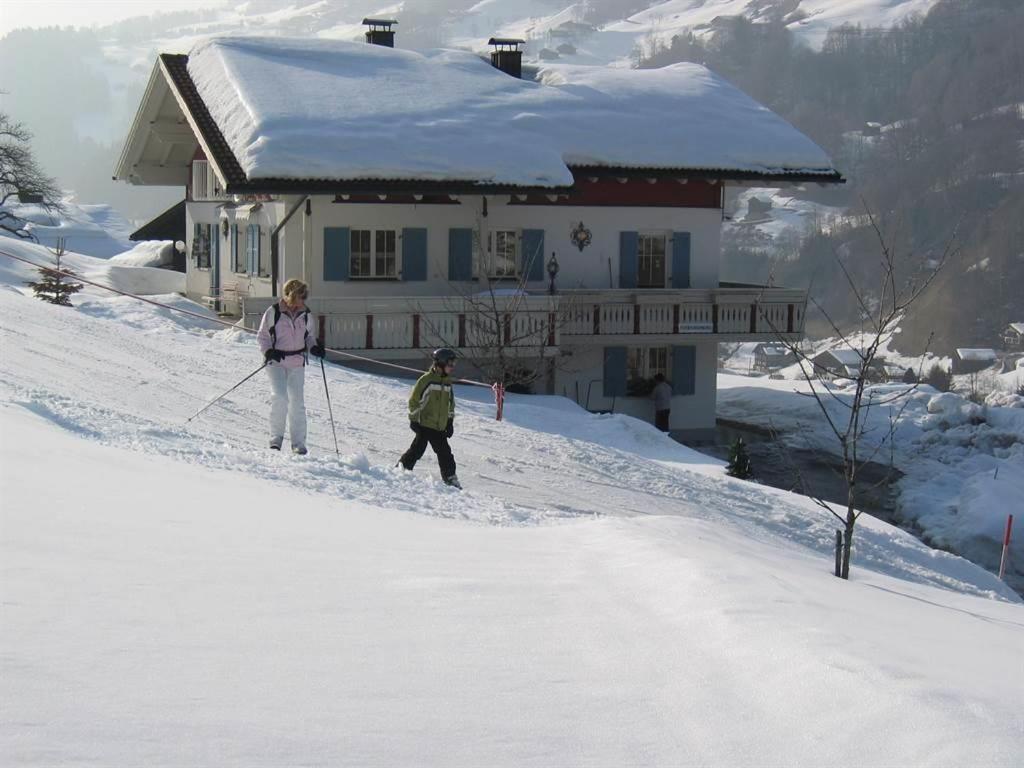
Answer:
[
  {"xmin": 399, "ymin": 348, "xmax": 460, "ymax": 488},
  {"xmin": 256, "ymin": 278, "xmax": 325, "ymax": 455}
]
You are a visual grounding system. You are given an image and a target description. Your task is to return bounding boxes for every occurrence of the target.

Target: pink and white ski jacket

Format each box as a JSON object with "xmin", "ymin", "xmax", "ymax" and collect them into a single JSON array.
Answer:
[{"xmin": 257, "ymin": 303, "xmax": 316, "ymax": 369}]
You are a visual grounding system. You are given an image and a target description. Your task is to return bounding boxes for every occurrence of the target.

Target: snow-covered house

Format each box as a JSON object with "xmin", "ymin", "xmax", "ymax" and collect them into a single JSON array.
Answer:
[
  {"xmin": 114, "ymin": 34, "xmax": 841, "ymax": 436},
  {"xmin": 953, "ymin": 348, "xmax": 998, "ymax": 375},
  {"xmin": 810, "ymin": 349, "xmax": 891, "ymax": 381},
  {"xmin": 752, "ymin": 343, "xmax": 794, "ymax": 373},
  {"xmin": 1002, "ymin": 323, "xmax": 1024, "ymax": 350}
]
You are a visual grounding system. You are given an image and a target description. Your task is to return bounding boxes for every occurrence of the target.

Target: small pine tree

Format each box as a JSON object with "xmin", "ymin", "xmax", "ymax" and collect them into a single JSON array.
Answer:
[
  {"xmin": 726, "ymin": 437, "xmax": 753, "ymax": 480},
  {"xmin": 26, "ymin": 238, "xmax": 82, "ymax": 306},
  {"xmin": 924, "ymin": 363, "xmax": 952, "ymax": 392}
]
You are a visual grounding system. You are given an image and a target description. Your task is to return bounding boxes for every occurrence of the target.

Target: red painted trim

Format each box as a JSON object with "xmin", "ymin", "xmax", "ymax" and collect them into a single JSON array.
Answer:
[
  {"xmin": 366, "ymin": 314, "xmax": 374, "ymax": 349},
  {"xmin": 712, "ymin": 304, "xmax": 719, "ymax": 334},
  {"xmin": 508, "ymin": 178, "xmax": 722, "ymax": 208},
  {"xmin": 412, "ymin": 314, "xmax": 420, "ymax": 348},
  {"xmin": 503, "ymin": 313, "xmax": 512, "ymax": 345},
  {"xmin": 750, "ymin": 304, "xmax": 757, "ymax": 334},
  {"xmin": 458, "ymin": 314, "xmax": 466, "ymax": 348},
  {"xmin": 332, "ymin": 194, "xmax": 458, "ymax": 205},
  {"xmin": 673, "ymin": 304, "xmax": 680, "ymax": 335},
  {"xmin": 593, "ymin": 304, "xmax": 600, "ymax": 335},
  {"xmin": 318, "ymin": 315, "xmax": 325, "ymax": 345},
  {"xmin": 548, "ymin": 312, "xmax": 556, "ymax": 347},
  {"xmin": 787, "ymin": 304, "xmax": 794, "ymax": 334}
]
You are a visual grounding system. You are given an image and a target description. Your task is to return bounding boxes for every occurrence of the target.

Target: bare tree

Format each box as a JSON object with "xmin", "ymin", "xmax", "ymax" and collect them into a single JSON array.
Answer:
[
  {"xmin": 767, "ymin": 206, "xmax": 958, "ymax": 579},
  {"xmin": 416, "ymin": 203, "xmax": 575, "ymax": 392},
  {"xmin": 0, "ymin": 112, "xmax": 63, "ymax": 240}
]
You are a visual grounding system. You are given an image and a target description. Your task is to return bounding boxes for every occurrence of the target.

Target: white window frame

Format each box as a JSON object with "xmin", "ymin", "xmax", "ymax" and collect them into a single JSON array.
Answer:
[
  {"xmin": 349, "ymin": 227, "xmax": 399, "ymax": 279},
  {"xmin": 636, "ymin": 231, "xmax": 668, "ymax": 289},
  {"xmin": 485, "ymin": 229, "xmax": 520, "ymax": 279}
]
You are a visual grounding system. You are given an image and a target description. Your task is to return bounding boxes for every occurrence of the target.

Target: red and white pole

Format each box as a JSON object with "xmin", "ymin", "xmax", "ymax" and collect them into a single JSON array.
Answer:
[
  {"xmin": 998, "ymin": 514, "xmax": 1014, "ymax": 581},
  {"xmin": 492, "ymin": 382, "xmax": 505, "ymax": 421}
]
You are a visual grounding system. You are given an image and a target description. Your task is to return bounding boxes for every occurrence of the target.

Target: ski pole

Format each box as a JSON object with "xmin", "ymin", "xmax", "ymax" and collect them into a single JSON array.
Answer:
[
  {"xmin": 320, "ymin": 355, "xmax": 340, "ymax": 456},
  {"xmin": 185, "ymin": 362, "xmax": 267, "ymax": 424}
]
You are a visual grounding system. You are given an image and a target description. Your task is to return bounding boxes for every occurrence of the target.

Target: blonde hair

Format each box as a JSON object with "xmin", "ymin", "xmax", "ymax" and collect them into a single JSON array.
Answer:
[{"xmin": 282, "ymin": 278, "xmax": 308, "ymax": 302}]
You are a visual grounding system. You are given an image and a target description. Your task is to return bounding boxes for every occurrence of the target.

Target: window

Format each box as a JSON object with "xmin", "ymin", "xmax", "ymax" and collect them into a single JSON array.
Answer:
[
  {"xmin": 487, "ymin": 230, "xmax": 518, "ymax": 278},
  {"xmin": 192, "ymin": 223, "xmax": 211, "ymax": 269},
  {"xmin": 626, "ymin": 346, "xmax": 668, "ymax": 396},
  {"xmin": 350, "ymin": 228, "xmax": 397, "ymax": 278},
  {"xmin": 232, "ymin": 224, "xmax": 245, "ymax": 273},
  {"xmin": 637, "ymin": 233, "xmax": 666, "ymax": 288},
  {"xmin": 254, "ymin": 225, "xmax": 269, "ymax": 277}
]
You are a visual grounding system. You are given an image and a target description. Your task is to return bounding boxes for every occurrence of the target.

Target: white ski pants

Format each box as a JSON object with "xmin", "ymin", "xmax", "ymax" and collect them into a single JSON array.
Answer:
[{"xmin": 266, "ymin": 364, "xmax": 307, "ymax": 448}]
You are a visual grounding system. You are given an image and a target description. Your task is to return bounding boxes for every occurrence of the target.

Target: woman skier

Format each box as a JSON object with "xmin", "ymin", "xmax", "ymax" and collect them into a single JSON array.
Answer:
[
  {"xmin": 399, "ymin": 348, "xmax": 460, "ymax": 488},
  {"xmin": 256, "ymin": 278, "xmax": 324, "ymax": 454}
]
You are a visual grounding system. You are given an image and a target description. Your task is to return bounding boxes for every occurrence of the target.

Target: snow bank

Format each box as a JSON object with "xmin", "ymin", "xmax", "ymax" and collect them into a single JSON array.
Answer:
[
  {"xmin": 0, "ymin": 238, "xmax": 185, "ymax": 297},
  {"xmin": 3, "ymin": 196, "xmax": 134, "ymax": 258},
  {"xmin": 186, "ymin": 36, "xmax": 836, "ymax": 187},
  {"xmin": 109, "ymin": 240, "xmax": 176, "ymax": 268}
]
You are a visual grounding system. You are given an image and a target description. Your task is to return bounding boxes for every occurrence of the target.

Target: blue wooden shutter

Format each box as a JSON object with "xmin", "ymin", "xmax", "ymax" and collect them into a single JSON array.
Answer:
[
  {"xmin": 619, "ymin": 231, "xmax": 638, "ymax": 289},
  {"xmin": 522, "ymin": 229, "xmax": 545, "ymax": 282},
  {"xmin": 255, "ymin": 225, "xmax": 263, "ymax": 275},
  {"xmin": 402, "ymin": 228, "xmax": 428, "ymax": 281},
  {"xmin": 672, "ymin": 345, "xmax": 696, "ymax": 396},
  {"xmin": 603, "ymin": 347, "xmax": 628, "ymax": 398},
  {"xmin": 672, "ymin": 232, "xmax": 691, "ymax": 289},
  {"xmin": 323, "ymin": 227, "xmax": 350, "ymax": 281},
  {"xmin": 245, "ymin": 224, "xmax": 254, "ymax": 274},
  {"xmin": 448, "ymin": 228, "xmax": 473, "ymax": 281}
]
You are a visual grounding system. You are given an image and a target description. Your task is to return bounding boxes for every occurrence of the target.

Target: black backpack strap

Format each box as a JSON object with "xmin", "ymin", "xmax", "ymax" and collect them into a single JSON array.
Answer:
[{"xmin": 269, "ymin": 302, "xmax": 281, "ymax": 350}]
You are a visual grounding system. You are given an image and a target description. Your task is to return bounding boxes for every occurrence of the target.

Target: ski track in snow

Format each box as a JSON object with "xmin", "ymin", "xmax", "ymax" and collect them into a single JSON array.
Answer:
[{"xmin": 0, "ymin": 271, "xmax": 1015, "ymax": 601}]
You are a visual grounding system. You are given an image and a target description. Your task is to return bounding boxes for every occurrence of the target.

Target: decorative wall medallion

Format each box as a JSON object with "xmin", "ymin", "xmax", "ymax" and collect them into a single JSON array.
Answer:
[{"xmin": 570, "ymin": 221, "xmax": 592, "ymax": 252}]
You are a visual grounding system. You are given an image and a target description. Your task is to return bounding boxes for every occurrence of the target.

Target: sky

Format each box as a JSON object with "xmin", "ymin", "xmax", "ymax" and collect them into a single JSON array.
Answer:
[{"xmin": 0, "ymin": 0, "xmax": 226, "ymax": 39}]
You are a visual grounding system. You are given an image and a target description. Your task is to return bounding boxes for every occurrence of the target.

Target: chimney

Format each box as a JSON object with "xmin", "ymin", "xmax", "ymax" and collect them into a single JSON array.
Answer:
[
  {"xmin": 363, "ymin": 18, "xmax": 397, "ymax": 47},
  {"xmin": 488, "ymin": 38, "xmax": 525, "ymax": 79}
]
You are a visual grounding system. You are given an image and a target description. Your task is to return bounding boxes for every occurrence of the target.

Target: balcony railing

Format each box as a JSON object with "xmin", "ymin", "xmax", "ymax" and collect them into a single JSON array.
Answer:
[{"xmin": 241, "ymin": 287, "xmax": 805, "ymax": 354}]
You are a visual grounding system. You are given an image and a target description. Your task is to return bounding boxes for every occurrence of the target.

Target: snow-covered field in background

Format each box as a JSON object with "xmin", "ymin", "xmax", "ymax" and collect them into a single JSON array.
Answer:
[
  {"xmin": 725, "ymin": 186, "xmax": 847, "ymax": 246},
  {"xmin": 4, "ymin": 196, "xmax": 135, "ymax": 258},
  {"xmin": 1, "ymin": 238, "xmax": 1022, "ymax": 766},
  {"xmin": 717, "ymin": 373, "xmax": 1024, "ymax": 591}
]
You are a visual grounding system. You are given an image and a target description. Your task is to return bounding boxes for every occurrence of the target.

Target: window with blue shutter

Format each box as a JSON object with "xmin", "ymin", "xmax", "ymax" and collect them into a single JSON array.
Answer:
[
  {"xmin": 604, "ymin": 347, "xmax": 628, "ymax": 398},
  {"xmin": 671, "ymin": 232, "xmax": 691, "ymax": 289},
  {"xmin": 231, "ymin": 224, "xmax": 244, "ymax": 273},
  {"xmin": 522, "ymin": 229, "xmax": 545, "ymax": 282},
  {"xmin": 619, "ymin": 231, "xmax": 638, "ymax": 289},
  {"xmin": 449, "ymin": 228, "xmax": 473, "ymax": 281},
  {"xmin": 402, "ymin": 228, "xmax": 428, "ymax": 281},
  {"xmin": 324, "ymin": 227, "xmax": 350, "ymax": 281},
  {"xmin": 672, "ymin": 345, "xmax": 696, "ymax": 396}
]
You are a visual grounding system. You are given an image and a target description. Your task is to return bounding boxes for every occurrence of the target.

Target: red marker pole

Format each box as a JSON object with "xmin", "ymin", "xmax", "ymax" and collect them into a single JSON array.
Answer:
[
  {"xmin": 998, "ymin": 514, "xmax": 1014, "ymax": 581},
  {"xmin": 493, "ymin": 382, "xmax": 505, "ymax": 421}
]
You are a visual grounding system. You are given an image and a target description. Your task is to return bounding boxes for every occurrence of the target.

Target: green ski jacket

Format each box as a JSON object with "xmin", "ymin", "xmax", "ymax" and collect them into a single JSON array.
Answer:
[{"xmin": 408, "ymin": 368, "xmax": 455, "ymax": 432}]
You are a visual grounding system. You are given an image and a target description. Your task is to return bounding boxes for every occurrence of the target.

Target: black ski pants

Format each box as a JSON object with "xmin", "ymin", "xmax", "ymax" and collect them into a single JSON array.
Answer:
[{"xmin": 400, "ymin": 424, "xmax": 456, "ymax": 479}]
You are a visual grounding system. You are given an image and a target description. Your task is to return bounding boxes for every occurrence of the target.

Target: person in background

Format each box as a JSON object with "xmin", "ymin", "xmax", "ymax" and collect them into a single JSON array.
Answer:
[
  {"xmin": 651, "ymin": 372, "xmax": 672, "ymax": 433},
  {"xmin": 399, "ymin": 348, "xmax": 460, "ymax": 488},
  {"xmin": 256, "ymin": 278, "xmax": 325, "ymax": 454}
]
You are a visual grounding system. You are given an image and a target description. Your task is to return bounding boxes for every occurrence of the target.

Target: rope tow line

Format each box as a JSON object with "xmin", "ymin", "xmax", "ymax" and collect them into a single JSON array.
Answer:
[{"xmin": 1, "ymin": 248, "xmax": 506, "ymax": 416}]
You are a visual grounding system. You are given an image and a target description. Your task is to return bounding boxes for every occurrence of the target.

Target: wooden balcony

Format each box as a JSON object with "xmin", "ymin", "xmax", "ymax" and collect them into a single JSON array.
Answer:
[{"xmin": 241, "ymin": 287, "xmax": 806, "ymax": 358}]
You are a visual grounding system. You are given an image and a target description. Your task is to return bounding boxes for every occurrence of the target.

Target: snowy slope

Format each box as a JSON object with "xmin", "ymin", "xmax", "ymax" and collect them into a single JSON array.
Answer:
[{"xmin": 1, "ymin": 238, "xmax": 1022, "ymax": 765}]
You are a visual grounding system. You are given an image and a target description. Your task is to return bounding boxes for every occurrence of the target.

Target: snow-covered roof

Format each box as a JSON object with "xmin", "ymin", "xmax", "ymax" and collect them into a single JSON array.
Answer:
[
  {"xmin": 955, "ymin": 348, "xmax": 998, "ymax": 362},
  {"xmin": 1008, "ymin": 322, "xmax": 1024, "ymax": 335},
  {"xmin": 816, "ymin": 348, "xmax": 863, "ymax": 367},
  {"xmin": 183, "ymin": 36, "xmax": 839, "ymax": 189}
]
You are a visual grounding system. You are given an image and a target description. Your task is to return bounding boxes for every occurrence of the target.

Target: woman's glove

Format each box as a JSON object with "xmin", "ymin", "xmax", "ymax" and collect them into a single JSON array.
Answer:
[
  {"xmin": 445, "ymin": 419, "xmax": 454, "ymax": 438},
  {"xmin": 264, "ymin": 349, "xmax": 285, "ymax": 363}
]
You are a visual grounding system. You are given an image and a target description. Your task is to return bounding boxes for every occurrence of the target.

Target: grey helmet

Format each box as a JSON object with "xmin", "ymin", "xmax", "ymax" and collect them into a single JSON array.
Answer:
[{"xmin": 432, "ymin": 347, "xmax": 458, "ymax": 365}]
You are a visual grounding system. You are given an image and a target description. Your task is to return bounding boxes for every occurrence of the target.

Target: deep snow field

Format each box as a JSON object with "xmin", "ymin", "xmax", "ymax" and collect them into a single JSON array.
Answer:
[{"xmin": 1, "ymin": 238, "xmax": 1022, "ymax": 767}]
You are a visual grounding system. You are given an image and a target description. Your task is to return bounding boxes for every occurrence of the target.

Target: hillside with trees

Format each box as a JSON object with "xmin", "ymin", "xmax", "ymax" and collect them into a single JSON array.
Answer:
[{"xmin": 642, "ymin": 0, "xmax": 1024, "ymax": 354}]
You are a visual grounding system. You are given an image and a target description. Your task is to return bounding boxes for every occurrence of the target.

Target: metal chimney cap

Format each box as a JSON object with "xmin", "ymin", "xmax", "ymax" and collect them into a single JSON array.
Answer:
[
  {"xmin": 362, "ymin": 18, "xmax": 398, "ymax": 28},
  {"xmin": 488, "ymin": 38, "xmax": 525, "ymax": 49}
]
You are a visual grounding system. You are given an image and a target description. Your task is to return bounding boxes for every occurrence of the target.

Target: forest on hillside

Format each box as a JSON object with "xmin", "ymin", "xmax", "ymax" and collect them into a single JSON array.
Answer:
[{"xmin": 642, "ymin": 0, "xmax": 1024, "ymax": 354}]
